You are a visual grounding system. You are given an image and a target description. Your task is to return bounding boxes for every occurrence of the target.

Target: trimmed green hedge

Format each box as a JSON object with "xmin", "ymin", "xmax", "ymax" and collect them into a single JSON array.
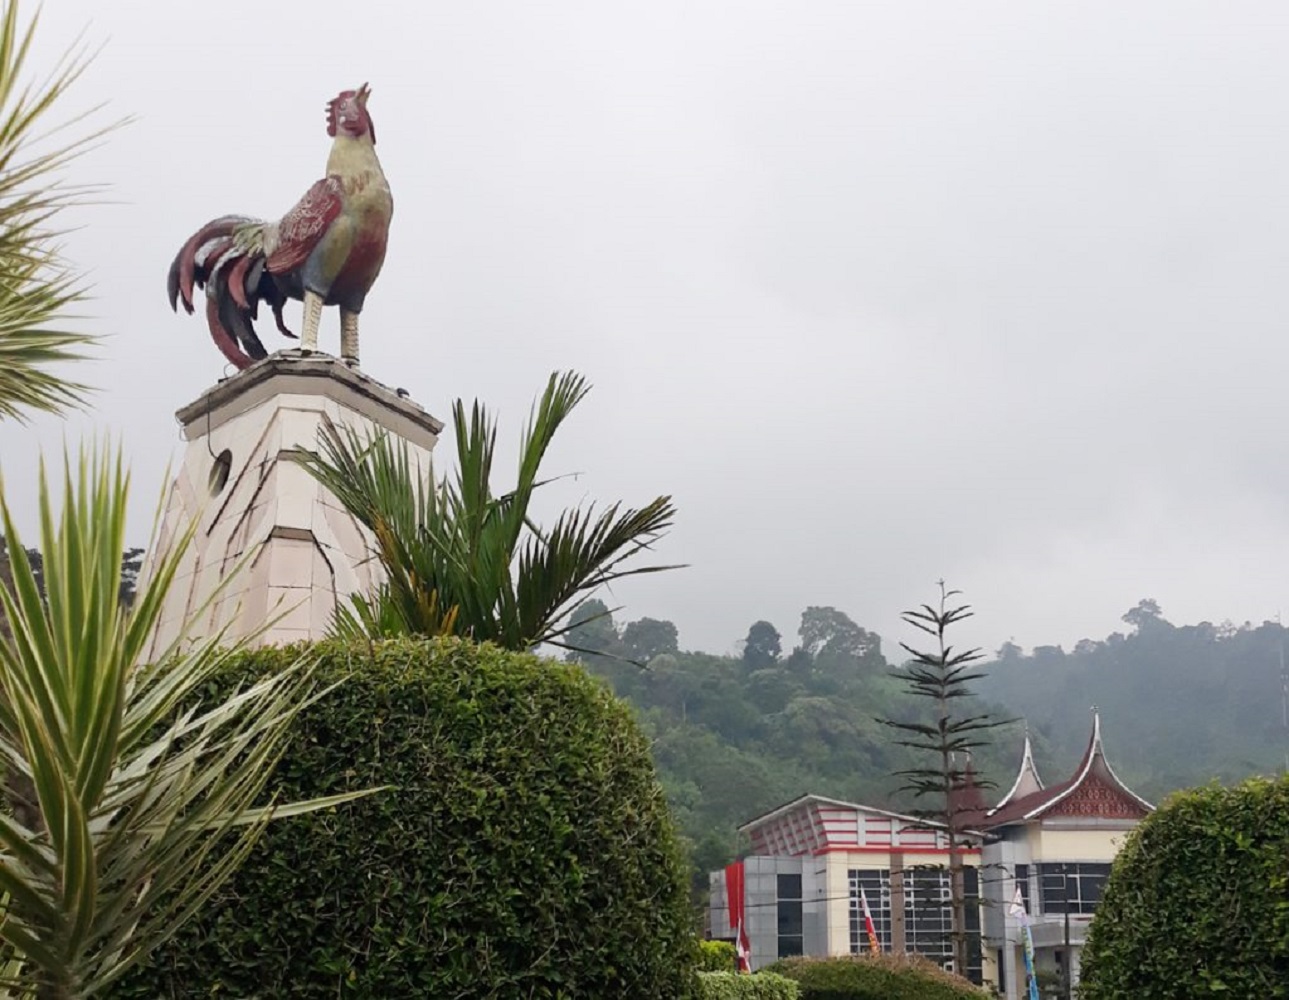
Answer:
[
  {"xmin": 699, "ymin": 939, "xmax": 738, "ymax": 972},
  {"xmin": 765, "ymin": 954, "xmax": 988, "ymax": 1000},
  {"xmin": 111, "ymin": 638, "xmax": 695, "ymax": 998},
  {"xmin": 697, "ymin": 972, "xmax": 800, "ymax": 999},
  {"xmin": 1080, "ymin": 775, "xmax": 1289, "ymax": 999}
]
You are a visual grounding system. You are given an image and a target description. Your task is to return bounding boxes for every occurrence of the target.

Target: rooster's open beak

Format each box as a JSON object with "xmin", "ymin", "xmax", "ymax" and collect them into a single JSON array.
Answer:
[{"xmin": 357, "ymin": 82, "xmax": 371, "ymax": 105}]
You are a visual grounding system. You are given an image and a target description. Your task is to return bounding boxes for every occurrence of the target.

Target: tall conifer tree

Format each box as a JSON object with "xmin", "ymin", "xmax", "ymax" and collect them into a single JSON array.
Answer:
[{"xmin": 879, "ymin": 582, "xmax": 1011, "ymax": 979}]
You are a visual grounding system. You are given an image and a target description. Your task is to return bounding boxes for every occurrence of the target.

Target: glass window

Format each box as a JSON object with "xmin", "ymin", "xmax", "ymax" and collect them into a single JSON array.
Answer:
[
  {"xmin": 1039, "ymin": 864, "xmax": 1112, "ymax": 916},
  {"xmin": 1014, "ymin": 863, "xmax": 1030, "ymax": 912},
  {"xmin": 903, "ymin": 867, "xmax": 983, "ymax": 984},
  {"xmin": 964, "ymin": 866, "xmax": 980, "ymax": 934},
  {"xmin": 777, "ymin": 900, "xmax": 803, "ymax": 936},
  {"xmin": 776, "ymin": 871, "xmax": 805, "ymax": 960},
  {"xmin": 848, "ymin": 869, "xmax": 891, "ymax": 955},
  {"xmin": 849, "ymin": 866, "xmax": 981, "ymax": 984},
  {"xmin": 1040, "ymin": 868, "xmax": 1067, "ymax": 914},
  {"xmin": 904, "ymin": 869, "xmax": 952, "ymax": 964}
]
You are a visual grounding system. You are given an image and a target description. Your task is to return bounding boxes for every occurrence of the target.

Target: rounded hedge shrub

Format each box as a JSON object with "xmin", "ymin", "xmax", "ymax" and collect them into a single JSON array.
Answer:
[
  {"xmin": 111, "ymin": 637, "xmax": 695, "ymax": 998},
  {"xmin": 765, "ymin": 954, "xmax": 988, "ymax": 1000},
  {"xmin": 698, "ymin": 939, "xmax": 738, "ymax": 972},
  {"xmin": 697, "ymin": 971, "xmax": 799, "ymax": 999},
  {"xmin": 1080, "ymin": 774, "xmax": 1289, "ymax": 999}
]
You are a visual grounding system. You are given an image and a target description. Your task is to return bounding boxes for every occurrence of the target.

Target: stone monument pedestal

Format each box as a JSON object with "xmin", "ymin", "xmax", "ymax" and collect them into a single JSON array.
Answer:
[{"xmin": 144, "ymin": 355, "xmax": 442, "ymax": 656}]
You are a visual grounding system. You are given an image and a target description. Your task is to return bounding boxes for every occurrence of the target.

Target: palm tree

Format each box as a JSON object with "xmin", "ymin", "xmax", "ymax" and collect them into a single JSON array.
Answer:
[
  {"xmin": 295, "ymin": 371, "xmax": 679, "ymax": 653},
  {"xmin": 0, "ymin": 0, "xmax": 120, "ymax": 421},
  {"xmin": 0, "ymin": 447, "xmax": 374, "ymax": 998}
]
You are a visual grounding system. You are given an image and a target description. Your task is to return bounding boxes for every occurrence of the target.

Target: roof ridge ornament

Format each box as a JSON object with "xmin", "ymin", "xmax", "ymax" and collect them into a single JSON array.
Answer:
[
  {"xmin": 1012, "ymin": 707, "xmax": 1152, "ymax": 820},
  {"xmin": 988, "ymin": 723, "xmax": 1046, "ymax": 815}
]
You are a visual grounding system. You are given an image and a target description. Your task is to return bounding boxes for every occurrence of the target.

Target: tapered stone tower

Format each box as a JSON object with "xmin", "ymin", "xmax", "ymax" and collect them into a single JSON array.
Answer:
[{"xmin": 144, "ymin": 356, "xmax": 441, "ymax": 657}]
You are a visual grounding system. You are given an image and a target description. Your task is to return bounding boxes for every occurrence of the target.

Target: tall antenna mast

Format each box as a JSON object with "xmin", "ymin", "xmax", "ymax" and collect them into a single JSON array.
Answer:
[
  {"xmin": 1281, "ymin": 639, "xmax": 1288, "ymax": 773},
  {"xmin": 1279, "ymin": 613, "xmax": 1288, "ymax": 773}
]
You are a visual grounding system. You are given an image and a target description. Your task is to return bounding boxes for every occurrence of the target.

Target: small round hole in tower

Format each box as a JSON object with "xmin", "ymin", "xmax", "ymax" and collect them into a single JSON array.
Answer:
[{"xmin": 209, "ymin": 449, "xmax": 232, "ymax": 496}]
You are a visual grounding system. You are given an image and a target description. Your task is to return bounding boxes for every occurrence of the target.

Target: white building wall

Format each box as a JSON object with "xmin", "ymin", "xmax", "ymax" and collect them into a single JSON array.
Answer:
[
  {"xmin": 983, "ymin": 820, "xmax": 1141, "ymax": 1000},
  {"xmin": 1032, "ymin": 826, "xmax": 1130, "ymax": 861},
  {"xmin": 143, "ymin": 356, "xmax": 442, "ymax": 655},
  {"xmin": 824, "ymin": 855, "xmax": 852, "ymax": 956}
]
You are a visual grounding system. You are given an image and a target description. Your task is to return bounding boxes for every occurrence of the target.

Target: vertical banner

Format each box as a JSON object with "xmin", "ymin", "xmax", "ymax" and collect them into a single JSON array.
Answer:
[{"xmin": 1008, "ymin": 885, "xmax": 1041, "ymax": 1000}]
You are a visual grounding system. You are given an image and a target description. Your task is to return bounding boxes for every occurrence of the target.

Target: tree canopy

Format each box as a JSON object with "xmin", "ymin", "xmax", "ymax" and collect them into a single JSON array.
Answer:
[
  {"xmin": 742, "ymin": 620, "xmax": 782, "ymax": 670},
  {"xmin": 976, "ymin": 600, "xmax": 1289, "ymax": 796},
  {"xmin": 623, "ymin": 617, "xmax": 680, "ymax": 662}
]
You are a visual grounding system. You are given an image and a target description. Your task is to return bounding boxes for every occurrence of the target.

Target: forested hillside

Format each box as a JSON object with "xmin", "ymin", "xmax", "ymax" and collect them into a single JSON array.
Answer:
[
  {"xmin": 566, "ymin": 596, "xmax": 1289, "ymax": 885},
  {"xmin": 976, "ymin": 598, "xmax": 1289, "ymax": 799},
  {"xmin": 562, "ymin": 600, "xmax": 1021, "ymax": 881}
]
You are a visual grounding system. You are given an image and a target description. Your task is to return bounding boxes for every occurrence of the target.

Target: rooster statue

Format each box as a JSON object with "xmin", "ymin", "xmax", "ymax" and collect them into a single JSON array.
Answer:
[{"xmin": 167, "ymin": 84, "xmax": 391, "ymax": 369}]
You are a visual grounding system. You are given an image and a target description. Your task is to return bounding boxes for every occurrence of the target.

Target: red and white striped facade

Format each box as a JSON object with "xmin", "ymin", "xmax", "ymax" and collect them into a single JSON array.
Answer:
[
  {"xmin": 724, "ymin": 795, "xmax": 984, "ymax": 974},
  {"xmin": 743, "ymin": 795, "xmax": 974, "ymax": 858}
]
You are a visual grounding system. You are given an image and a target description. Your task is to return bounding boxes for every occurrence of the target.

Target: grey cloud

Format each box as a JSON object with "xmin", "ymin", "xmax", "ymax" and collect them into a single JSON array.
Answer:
[{"xmin": 4, "ymin": 1, "xmax": 1289, "ymax": 658}]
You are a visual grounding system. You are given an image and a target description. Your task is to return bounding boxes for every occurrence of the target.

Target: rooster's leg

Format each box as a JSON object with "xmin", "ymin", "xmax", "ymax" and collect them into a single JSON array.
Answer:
[
  {"xmin": 340, "ymin": 310, "xmax": 359, "ymax": 366},
  {"xmin": 299, "ymin": 290, "xmax": 324, "ymax": 354}
]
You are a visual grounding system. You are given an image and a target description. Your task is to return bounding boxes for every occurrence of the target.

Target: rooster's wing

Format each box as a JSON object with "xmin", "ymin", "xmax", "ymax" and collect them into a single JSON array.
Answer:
[{"xmin": 265, "ymin": 177, "xmax": 345, "ymax": 274}]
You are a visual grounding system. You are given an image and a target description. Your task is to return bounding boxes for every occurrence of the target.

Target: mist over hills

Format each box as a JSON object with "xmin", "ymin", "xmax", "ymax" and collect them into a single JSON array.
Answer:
[{"xmin": 976, "ymin": 598, "xmax": 1289, "ymax": 799}]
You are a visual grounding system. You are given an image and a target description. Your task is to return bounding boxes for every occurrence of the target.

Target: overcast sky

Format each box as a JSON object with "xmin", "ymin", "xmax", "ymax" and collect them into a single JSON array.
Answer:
[{"xmin": 4, "ymin": 1, "xmax": 1289, "ymax": 659}]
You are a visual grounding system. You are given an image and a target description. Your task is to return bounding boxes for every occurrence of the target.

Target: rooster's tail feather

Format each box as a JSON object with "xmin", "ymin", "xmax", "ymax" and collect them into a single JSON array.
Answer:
[{"xmin": 168, "ymin": 215, "xmax": 296, "ymax": 370}]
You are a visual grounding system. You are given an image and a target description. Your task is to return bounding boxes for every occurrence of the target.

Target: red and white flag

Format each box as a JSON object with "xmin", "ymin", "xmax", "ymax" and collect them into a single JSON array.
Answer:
[
  {"xmin": 724, "ymin": 861, "xmax": 753, "ymax": 972},
  {"xmin": 735, "ymin": 920, "xmax": 752, "ymax": 972},
  {"xmin": 859, "ymin": 884, "xmax": 880, "ymax": 954}
]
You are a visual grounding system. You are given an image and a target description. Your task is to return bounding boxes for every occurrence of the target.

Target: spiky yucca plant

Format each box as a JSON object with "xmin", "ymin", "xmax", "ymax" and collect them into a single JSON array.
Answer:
[
  {"xmin": 0, "ymin": 447, "xmax": 374, "ymax": 999},
  {"xmin": 0, "ymin": 0, "xmax": 120, "ymax": 420},
  {"xmin": 296, "ymin": 371, "xmax": 678, "ymax": 652}
]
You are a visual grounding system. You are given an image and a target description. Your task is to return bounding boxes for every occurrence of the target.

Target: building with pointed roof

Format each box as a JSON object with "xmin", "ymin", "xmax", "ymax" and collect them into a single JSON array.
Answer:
[
  {"xmin": 980, "ymin": 712, "xmax": 1151, "ymax": 997},
  {"xmin": 707, "ymin": 712, "xmax": 1151, "ymax": 997}
]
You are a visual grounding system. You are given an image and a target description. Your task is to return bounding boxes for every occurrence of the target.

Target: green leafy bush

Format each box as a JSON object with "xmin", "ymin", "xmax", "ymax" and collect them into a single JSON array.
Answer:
[
  {"xmin": 766, "ymin": 954, "xmax": 988, "ymax": 1000},
  {"xmin": 697, "ymin": 971, "xmax": 800, "ymax": 999},
  {"xmin": 1080, "ymin": 775, "xmax": 1289, "ymax": 999},
  {"xmin": 111, "ymin": 637, "xmax": 695, "ymax": 998},
  {"xmin": 699, "ymin": 939, "xmax": 738, "ymax": 972}
]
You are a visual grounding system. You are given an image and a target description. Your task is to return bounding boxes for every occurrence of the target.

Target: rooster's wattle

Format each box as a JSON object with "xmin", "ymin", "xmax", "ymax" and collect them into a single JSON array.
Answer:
[{"xmin": 167, "ymin": 84, "xmax": 392, "ymax": 369}]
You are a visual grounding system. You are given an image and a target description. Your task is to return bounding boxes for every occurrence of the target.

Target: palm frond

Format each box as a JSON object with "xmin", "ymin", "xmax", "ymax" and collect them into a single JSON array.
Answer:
[
  {"xmin": 0, "ymin": 1, "xmax": 127, "ymax": 421},
  {"xmin": 295, "ymin": 371, "xmax": 680, "ymax": 651}
]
